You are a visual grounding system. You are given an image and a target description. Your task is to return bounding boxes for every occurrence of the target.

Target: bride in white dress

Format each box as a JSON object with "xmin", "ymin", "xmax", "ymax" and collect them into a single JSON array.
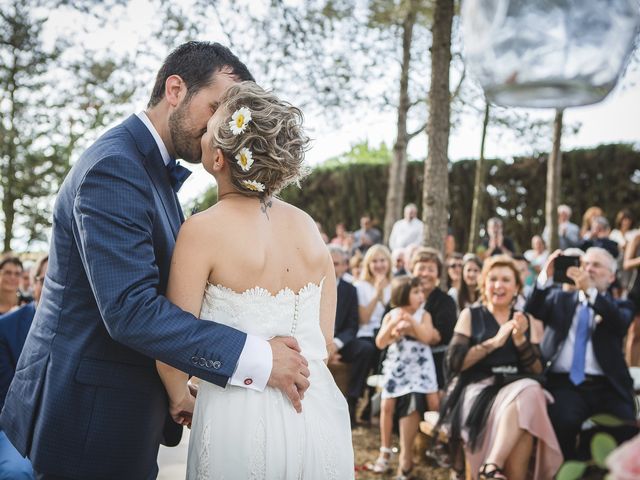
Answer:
[{"xmin": 157, "ymin": 81, "xmax": 354, "ymax": 479}]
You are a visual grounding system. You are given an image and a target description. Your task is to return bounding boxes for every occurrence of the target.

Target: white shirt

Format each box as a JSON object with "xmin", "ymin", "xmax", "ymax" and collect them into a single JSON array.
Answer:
[
  {"xmin": 355, "ymin": 280, "xmax": 391, "ymax": 338},
  {"xmin": 389, "ymin": 218, "xmax": 424, "ymax": 251},
  {"xmin": 536, "ymin": 273, "xmax": 604, "ymax": 376},
  {"xmin": 137, "ymin": 111, "xmax": 271, "ymax": 392}
]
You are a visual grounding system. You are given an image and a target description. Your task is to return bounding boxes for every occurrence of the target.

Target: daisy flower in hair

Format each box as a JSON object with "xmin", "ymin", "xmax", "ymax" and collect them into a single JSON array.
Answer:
[
  {"xmin": 229, "ymin": 107, "xmax": 252, "ymax": 135},
  {"xmin": 235, "ymin": 147, "xmax": 254, "ymax": 172},
  {"xmin": 241, "ymin": 179, "xmax": 265, "ymax": 192}
]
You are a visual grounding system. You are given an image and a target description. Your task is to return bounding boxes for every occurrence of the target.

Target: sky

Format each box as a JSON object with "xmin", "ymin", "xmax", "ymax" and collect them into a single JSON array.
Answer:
[{"xmin": 40, "ymin": 0, "xmax": 640, "ymax": 209}]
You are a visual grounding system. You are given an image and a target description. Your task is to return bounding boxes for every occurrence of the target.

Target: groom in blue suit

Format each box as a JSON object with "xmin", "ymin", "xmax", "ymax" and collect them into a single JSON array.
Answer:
[{"xmin": 0, "ymin": 42, "xmax": 310, "ymax": 480}]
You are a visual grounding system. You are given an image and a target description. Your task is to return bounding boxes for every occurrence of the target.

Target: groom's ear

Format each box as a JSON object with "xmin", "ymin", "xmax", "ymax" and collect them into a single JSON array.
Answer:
[{"xmin": 165, "ymin": 75, "xmax": 187, "ymax": 107}]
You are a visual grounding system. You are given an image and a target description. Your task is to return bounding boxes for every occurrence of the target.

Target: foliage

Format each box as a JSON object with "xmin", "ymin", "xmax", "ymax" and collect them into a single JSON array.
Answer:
[
  {"xmin": 195, "ymin": 143, "xmax": 640, "ymax": 252},
  {"xmin": 0, "ymin": 0, "xmax": 136, "ymax": 251}
]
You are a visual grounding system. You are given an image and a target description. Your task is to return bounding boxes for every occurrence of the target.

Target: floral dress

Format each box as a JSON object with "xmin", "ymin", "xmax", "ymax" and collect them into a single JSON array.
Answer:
[{"xmin": 381, "ymin": 307, "xmax": 439, "ymax": 399}]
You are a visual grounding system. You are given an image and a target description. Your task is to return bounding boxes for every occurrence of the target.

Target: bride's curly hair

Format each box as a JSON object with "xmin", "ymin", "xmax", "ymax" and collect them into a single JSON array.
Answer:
[{"xmin": 211, "ymin": 81, "xmax": 310, "ymax": 198}]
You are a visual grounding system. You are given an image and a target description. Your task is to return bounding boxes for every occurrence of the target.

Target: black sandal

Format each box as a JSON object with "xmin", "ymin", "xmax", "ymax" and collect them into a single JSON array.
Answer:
[{"xmin": 479, "ymin": 463, "xmax": 508, "ymax": 479}]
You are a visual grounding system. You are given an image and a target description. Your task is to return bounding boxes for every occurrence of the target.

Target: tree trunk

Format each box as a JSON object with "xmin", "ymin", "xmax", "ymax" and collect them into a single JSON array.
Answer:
[
  {"xmin": 383, "ymin": 0, "xmax": 418, "ymax": 245},
  {"xmin": 468, "ymin": 101, "xmax": 490, "ymax": 253},
  {"xmin": 422, "ymin": 0, "xmax": 453, "ymax": 261},
  {"xmin": 545, "ymin": 109, "xmax": 564, "ymax": 252}
]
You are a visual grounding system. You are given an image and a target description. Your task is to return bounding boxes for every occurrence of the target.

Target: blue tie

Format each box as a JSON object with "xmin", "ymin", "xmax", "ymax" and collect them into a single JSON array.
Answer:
[
  {"xmin": 569, "ymin": 302, "xmax": 591, "ymax": 385},
  {"xmin": 166, "ymin": 158, "xmax": 191, "ymax": 193}
]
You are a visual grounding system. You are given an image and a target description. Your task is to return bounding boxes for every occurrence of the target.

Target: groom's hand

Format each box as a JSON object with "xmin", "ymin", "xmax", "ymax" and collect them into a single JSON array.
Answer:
[{"xmin": 267, "ymin": 336, "xmax": 310, "ymax": 413}]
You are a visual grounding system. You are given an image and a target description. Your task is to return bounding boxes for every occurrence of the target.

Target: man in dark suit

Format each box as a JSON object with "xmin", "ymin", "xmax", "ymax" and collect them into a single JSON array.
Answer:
[
  {"xmin": 525, "ymin": 247, "xmax": 637, "ymax": 460},
  {"xmin": 327, "ymin": 246, "xmax": 376, "ymax": 423},
  {"xmin": 0, "ymin": 42, "xmax": 309, "ymax": 480},
  {"xmin": 0, "ymin": 255, "xmax": 47, "ymax": 479}
]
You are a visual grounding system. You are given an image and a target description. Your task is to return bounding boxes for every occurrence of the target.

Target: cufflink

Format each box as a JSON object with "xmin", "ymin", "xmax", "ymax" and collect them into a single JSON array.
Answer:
[
  {"xmin": 244, "ymin": 378, "xmax": 253, "ymax": 386},
  {"xmin": 212, "ymin": 360, "xmax": 222, "ymax": 369}
]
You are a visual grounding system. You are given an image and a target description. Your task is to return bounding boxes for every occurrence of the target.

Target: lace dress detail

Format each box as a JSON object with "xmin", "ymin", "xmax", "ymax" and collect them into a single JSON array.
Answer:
[{"xmin": 185, "ymin": 280, "xmax": 354, "ymax": 479}]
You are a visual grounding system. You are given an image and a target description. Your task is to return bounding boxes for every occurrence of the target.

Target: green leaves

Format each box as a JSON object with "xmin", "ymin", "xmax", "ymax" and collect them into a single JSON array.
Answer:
[
  {"xmin": 591, "ymin": 433, "xmax": 617, "ymax": 468},
  {"xmin": 556, "ymin": 461, "xmax": 587, "ymax": 480}
]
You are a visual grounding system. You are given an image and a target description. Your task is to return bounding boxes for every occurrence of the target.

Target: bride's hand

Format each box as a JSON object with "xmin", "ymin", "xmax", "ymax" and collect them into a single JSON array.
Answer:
[{"xmin": 170, "ymin": 385, "xmax": 195, "ymax": 428}]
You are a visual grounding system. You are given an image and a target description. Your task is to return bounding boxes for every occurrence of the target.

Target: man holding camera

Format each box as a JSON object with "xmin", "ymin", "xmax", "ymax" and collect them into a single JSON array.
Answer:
[{"xmin": 525, "ymin": 247, "xmax": 637, "ymax": 460}]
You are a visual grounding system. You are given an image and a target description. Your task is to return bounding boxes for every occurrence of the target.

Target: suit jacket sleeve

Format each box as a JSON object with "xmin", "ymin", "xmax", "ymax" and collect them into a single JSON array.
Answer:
[
  {"xmin": 592, "ymin": 294, "xmax": 634, "ymax": 337},
  {"xmin": 525, "ymin": 284, "xmax": 554, "ymax": 325},
  {"xmin": 431, "ymin": 292, "xmax": 457, "ymax": 346},
  {"xmin": 72, "ymin": 154, "xmax": 245, "ymax": 387},
  {"xmin": 335, "ymin": 282, "xmax": 358, "ymax": 347}
]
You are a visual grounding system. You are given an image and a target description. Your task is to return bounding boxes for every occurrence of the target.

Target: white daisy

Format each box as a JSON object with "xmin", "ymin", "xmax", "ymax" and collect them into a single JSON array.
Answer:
[
  {"xmin": 241, "ymin": 179, "xmax": 265, "ymax": 192},
  {"xmin": 235, "ymin": 147, "xmax": 254, "ymax": 172},
  {"xmin": 229, "ymin": 107, "xmax": 252, "ymax": 135}
]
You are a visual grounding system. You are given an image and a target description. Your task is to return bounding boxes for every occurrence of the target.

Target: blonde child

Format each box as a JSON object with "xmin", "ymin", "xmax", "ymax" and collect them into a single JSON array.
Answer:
[{"xmin": 373, "ymin": 275, "xmax": 440, "ymax": 479}]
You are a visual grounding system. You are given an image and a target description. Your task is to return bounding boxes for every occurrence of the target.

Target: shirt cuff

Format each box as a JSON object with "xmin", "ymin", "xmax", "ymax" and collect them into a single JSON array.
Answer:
[
  {"xmin": 586, "ymin": 287, "xmax": 598, "ymax": 305},
  {"xmin": 537, "ymin": 271, "xmax": 552, "ymax": 288},
  {"xmin": 333, "ymin": 337, "xmax": 344, "ymax": 350},
  {"xmin": 228, "ymin": 335, "xmax": 272, "ymax": 392}
]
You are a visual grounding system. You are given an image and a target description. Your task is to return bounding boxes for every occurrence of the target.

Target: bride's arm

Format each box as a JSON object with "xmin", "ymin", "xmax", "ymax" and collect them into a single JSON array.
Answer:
[
  {"xmin": 156, "ymin": 218, "xmax": 211, "ymax": 423},
  {"xmin": 320, "ymin": 252, "xmax": 338, "ymax": 364}
]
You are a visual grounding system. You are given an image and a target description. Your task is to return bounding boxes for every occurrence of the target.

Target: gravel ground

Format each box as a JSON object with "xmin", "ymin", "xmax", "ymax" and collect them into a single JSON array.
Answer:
[{"xmin": 352, "ymin": 422, "xmax": 450, "ymax": 480}]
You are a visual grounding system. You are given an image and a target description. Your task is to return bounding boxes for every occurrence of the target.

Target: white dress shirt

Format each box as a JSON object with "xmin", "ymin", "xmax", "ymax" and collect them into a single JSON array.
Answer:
[
  {"xmin": 389, "ymin": 218, "xmax": 424, "ymax": 251},
  {"xmin": 137, "ymin": 111, "xmax": 271, "ymax": 391}
]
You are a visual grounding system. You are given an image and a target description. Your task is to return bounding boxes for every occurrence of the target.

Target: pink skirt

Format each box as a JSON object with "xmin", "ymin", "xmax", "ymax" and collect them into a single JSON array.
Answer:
[{"xmin": 461, "ymin": 378, "xmax": 563, "ymax": 480}]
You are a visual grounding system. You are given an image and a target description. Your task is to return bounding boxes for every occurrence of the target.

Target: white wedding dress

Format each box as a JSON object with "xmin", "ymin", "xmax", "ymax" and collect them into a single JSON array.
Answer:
[{"xmin": 186, "ymin": 279, "xmax": 355, "ymax": 480}]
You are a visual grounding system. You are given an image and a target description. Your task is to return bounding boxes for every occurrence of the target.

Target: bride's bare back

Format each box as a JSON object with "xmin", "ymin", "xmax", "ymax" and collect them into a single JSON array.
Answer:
[{"xmin": 199, "ymin": 196, "xmax": 328, "ymax": 295}]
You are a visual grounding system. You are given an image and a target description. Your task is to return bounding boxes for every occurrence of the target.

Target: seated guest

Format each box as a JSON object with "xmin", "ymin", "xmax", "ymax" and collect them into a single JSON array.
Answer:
[
  {"xmin": 481, "ymin": 218, "xmax": 515, "ymax": 258},
  {"xmin": 526, "ymin": 248, "xmax": 637, "ymax": 460},
  {"xmin": 524, "ymin": 235, "xmax": 548, "ymax": 273},
  {"xmin": 446, "ymin": 253, "xmax": 464, "ymax": 297},
  {"xmin": 512, "ymin": 255, "xmax": 532, "ymax": 310},
  {"xmin": 353, "ymin": 214, "xmax": 382, "ymax": 254},
  {"xmin": 543, "ymin": 204, "xmax": 581, "ymax": 250},
  {"xmin": 580, "ymin": 206, "xmax": 604, "ymax": 240},
  {"xmin": 391, "ymin": 248, "xmax": 407, "ymax": 277},
  {"xmin": 438, "ymin": 255, "xmax": 562, "ymax": 480},
  {"xmin": 580, "ymin": 216, "xmax": 619, "ymax": 259},
  {"xmin": 450, "ymin": 254, "xmax": 482, "ymax": 315},
  {"xmin": 0, "ymin": 254, "xmax": 47, "ymax": 479},
  {"xmin": 327, "ymin": 246, "xmax": 376, "ymax": 424},
  {"xmin": 409, "ymin": 248, "xmax": 454, "ymax": 390}
]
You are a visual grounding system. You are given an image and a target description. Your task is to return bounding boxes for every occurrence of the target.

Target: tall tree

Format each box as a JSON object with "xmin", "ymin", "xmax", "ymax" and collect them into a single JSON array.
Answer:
[
  {"xmin": 422, "ymin": 0, "xmax": 453, "ymax": 256},
  {"xmin": 545, "ymin": 109, "xmax": 564, "ymax": 251},
  {"xmin": 0, "ymin": 1, "xmax": 135, "ymax": 251},
  {"xmin": 467, "ymin": 101, "xmax": 490, "ymax": 252}
]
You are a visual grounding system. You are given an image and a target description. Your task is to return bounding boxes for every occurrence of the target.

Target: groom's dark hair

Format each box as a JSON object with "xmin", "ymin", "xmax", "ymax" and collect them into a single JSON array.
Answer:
[{"xmin": 147, "ymin": 41, "xmax": 255, "ymax": 108}]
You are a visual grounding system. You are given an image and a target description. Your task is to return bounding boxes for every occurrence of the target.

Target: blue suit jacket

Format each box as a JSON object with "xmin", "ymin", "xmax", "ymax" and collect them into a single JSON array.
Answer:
[
  {"xmin": 0, "ymin": 302, "xmax": 36, "ymax": 411},
  {"xmin": 0, "ymin": 115, "xmax": 247, "ymax": 479},
  {"xmin": 334, "ymin": 279, "xmax": 358, "ymax": 347},
  {"xmin": 525, "ymin": 284, "xmax": 635, "ymax": 405}
]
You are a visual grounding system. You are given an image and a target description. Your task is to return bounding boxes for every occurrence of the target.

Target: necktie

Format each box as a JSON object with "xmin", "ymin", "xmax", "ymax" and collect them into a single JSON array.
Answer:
[
  {"xmin": 166, "ymin": 158, "xmax": 192, "ymax": 193},
  {"xmin": 569, "ymin": 302, "xmax": 591, "ymax": 385}
]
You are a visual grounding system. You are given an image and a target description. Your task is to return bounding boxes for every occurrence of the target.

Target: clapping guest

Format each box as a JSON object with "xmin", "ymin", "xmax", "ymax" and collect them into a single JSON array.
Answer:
[
  {"xmin": 481, "ymin": 218, "xmax": 515, "ymax": 258},
  {"xmin": 388, "ymin": 203, "xmax": 424, "ymax": 251},
  {"xmin": 409, "ymin": 248, "xmax": 455, "ymax": 390},
  {"xmin": 355, "ymin": 245, "xmax": 392, "ymax": 342},
  {"xmin": 580, "ymin": 206, "xmax": 604, "ymax": 240},
  {"xmin": 543, "ymin": 204, "xmax": 580, "ymax": 250},
  {"xmin": 374, "ymin": 276, "xmax": 439, "ymax": 478},
  {"xmin": 353, "ymin": 214, "xmax": 382, "ymax": 254},
  {"xmin": 438, "ymin": 255, "xmax": 562, "ymax": 480},
  {"xmin": 0, "ymin": 256, "xmax": 23, "ymax": 315}
]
